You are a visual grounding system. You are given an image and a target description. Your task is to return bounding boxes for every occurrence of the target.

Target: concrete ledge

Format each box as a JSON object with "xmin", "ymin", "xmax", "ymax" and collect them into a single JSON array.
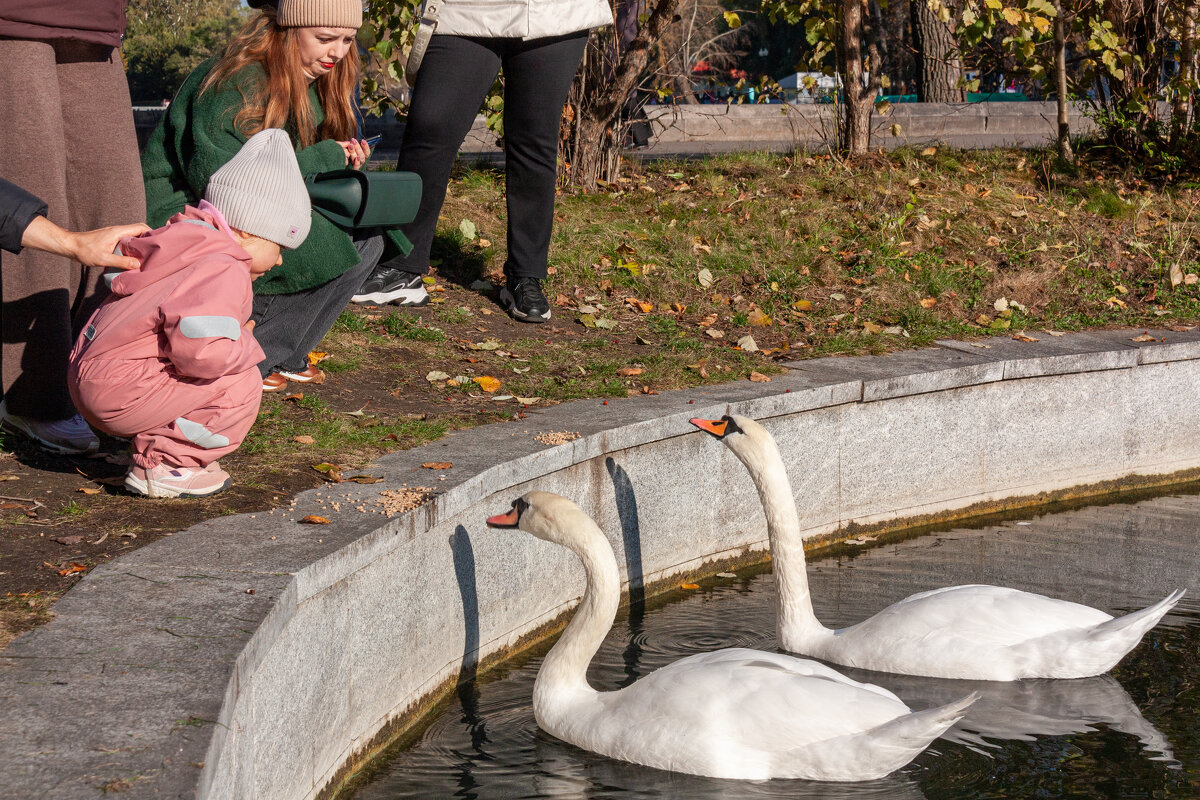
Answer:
[{"xmin": 3, "ymin": 329, "xmax": 1200, "ymax": 799}]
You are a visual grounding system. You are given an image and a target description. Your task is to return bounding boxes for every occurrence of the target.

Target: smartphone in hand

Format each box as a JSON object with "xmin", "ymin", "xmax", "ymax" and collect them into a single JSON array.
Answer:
[{"xmin": 364, "ymin": 134, "xmax": 382, "ymax": 149}]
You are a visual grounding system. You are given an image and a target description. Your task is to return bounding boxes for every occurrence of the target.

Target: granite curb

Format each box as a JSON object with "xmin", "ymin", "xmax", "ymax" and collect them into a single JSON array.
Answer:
[{"xmin": 2, "ymin": 328, "xmax": 1199, "ymax": 800}]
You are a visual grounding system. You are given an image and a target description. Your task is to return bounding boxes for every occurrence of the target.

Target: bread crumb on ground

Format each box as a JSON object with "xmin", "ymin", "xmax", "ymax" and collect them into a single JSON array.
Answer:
[{"xmin": 534, "ymin": 431, "xmax": 580, "ymax": 445}]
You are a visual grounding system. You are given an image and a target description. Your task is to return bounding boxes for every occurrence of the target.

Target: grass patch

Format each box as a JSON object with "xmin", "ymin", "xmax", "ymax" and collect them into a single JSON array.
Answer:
[{"xmin": 382, "ymin": 313, "xmax": 445, "ymax": 342}]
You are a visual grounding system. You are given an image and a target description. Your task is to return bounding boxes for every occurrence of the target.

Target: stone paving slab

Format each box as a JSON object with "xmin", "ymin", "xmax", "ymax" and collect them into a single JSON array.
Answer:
[{"xmin": 3, "ymin": 328, "xmax": 1200, "ymax": 800}]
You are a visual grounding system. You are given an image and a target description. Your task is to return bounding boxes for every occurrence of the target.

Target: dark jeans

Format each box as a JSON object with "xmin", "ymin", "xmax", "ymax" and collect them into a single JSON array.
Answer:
[
  {"xmin": 389, "ymin": 32, "xmax": 588, "ymax": 280},
  {"xmin": 252, "ymin": 233, "xmax": 383, "ymax": 377}
]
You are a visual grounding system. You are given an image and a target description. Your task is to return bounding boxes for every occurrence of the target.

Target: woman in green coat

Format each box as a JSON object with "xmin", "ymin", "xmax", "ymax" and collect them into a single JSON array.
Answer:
[{"xmin": 141, "ymin": 0, "xmax": 411, "ymax": 391}]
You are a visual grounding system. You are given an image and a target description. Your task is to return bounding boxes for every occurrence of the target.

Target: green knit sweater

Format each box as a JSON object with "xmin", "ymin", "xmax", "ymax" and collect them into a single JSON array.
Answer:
[{"xmin": 141, "ymin": 60, "xmax": 411, "ymax": 295}]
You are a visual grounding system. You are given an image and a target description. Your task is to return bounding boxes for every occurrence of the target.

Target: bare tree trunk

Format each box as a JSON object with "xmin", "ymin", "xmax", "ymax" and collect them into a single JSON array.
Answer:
[
  {"xmin": 841, "ymin": 0, "xmax": 873, "ymax": 153},
  {"xmin": 1052, "ymin": 0, "xmax": 1074, "ymax": 161},
  {"xmin": 911, "ymin": 0, "xmax": 963, "ymax": 101},
  {"xmin": 1173, "ymin": 0, "xmax": 1197, "ymax": 142},
  {"xmin": 568, "ymin": 0, "xmax": 682, "ymax": 188}
]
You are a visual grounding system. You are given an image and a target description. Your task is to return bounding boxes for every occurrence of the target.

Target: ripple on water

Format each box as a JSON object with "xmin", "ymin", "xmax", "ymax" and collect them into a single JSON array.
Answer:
[{"xmin": 351, "ymin": 492, "xmax": 1200, "ymax": 799}]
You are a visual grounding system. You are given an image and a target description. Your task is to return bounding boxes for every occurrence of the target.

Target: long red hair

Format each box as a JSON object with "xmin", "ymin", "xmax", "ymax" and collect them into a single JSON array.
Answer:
[{"xmin": 202, "ymin": 8, "xmax": 358, "ymax": 147}]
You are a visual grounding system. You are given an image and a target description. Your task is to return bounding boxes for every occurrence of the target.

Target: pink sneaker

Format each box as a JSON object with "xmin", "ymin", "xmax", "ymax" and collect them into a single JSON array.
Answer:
[{"xmin": 124, "ymin": 463, "xmax": 232, "ymax": 498}]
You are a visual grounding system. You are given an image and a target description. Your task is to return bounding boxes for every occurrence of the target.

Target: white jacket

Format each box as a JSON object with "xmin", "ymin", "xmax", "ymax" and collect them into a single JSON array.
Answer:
[{"xmin": 434, "ymin": 0, "xmax": 613, "ymax": 40}]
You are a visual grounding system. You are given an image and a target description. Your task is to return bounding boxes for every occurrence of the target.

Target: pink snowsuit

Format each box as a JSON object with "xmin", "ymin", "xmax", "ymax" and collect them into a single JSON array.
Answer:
[{"xmin": 68, "ymin": 202, "xmax": 264, "ymax": 470}]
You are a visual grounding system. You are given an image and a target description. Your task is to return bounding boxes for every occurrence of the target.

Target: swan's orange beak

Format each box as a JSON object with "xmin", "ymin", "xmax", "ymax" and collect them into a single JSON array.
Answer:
[
  {"xmin": 486, "ymin": 507, "xmax": 520, "ymax": 528},
  {"xmin": 690, "ymin": 417, "xmax": 728, "ymax": 438}
]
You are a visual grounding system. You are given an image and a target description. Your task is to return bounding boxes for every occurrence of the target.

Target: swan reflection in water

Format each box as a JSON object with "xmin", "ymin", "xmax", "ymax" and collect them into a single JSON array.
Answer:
[
  {"xmin": 529, "ymin": 730, "xmax": 932, "ymax": 800},
  {"xmin": 841, "ymin": 667, "xmax": 1177, "ymax": 764}
]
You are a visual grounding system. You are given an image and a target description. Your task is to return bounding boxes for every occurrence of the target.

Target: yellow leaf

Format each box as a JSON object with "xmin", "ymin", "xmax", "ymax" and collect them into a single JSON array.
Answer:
[
  {"xmin": 749, "ymin": 372, "xmax": 772, "ymax": 382},
  {"xmin": 681, "ymin": 582, "xmax": 701, "ymax": 590},
  {"xmin": 1031, "ymin": 15, "xmax": 1051, "ymax": 32},
  {"xmin": 1002, "ymin": 7, "xmax": 1023, "ymax": 24},
  {"xmin": 307, "ymin": 351, "xmax": 329, "ymax": 365},
  {"xmin": 920, "ymin": 146, "xmax": 937, "ymax": 156},
  {"xmin": 294, "ymin": 435, "xmax": 316, "ymax": 445},
  {"xmin": 748, "ymin": 309, "xmax": 772, "ymax": 327},
  {"xmin": 723, "ymin": 10, "xmax": 741, "ymax": 27},
  {"xmin": 77, "ymin": 487, "xmax": 101, "ymax": 495},
  {"xmin": 1115, "ymin": 284, "xmax": 1128, "ymax": 294},
  {"xmin": 920, "ymin": 297, "xmax": 938, "ymax": 308},
  {"xmin": 473, "ymin": 376, "xmax": 502, "ymax": 392},
  {"xmin": 792, "ymin": 300, "xmax": 812, "ymax": 311}
]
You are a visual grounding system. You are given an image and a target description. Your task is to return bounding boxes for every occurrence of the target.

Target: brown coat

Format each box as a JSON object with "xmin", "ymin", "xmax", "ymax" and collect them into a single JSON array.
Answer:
[{"xmin": 0, "ymin": 0, "xmax": 127, "ymax": 47}]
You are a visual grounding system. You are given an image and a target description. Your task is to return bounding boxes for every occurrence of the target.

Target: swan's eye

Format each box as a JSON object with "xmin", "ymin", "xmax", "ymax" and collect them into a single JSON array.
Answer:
[{"xmin": 723, "ymin": 416, "xmax": 744, "ymax": 436}]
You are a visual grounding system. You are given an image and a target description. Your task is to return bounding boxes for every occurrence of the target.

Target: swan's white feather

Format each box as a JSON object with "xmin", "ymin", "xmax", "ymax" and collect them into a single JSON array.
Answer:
[
  {"xmin": 508, "ymin": 491, "xmax": 974, "ymax": 781},
  {"xmin": 708, "ymin": 415, "xmax": 1184, "ymax": 680}
]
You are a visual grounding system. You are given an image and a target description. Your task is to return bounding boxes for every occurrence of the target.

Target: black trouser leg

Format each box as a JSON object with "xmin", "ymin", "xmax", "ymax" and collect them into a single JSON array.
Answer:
[
  {"xmin": 389, "ymin": 36, "xmax": 503, "ymax": 273},
  {"xmin": 499, "ymin": 32, "xmax": 588, "ymax": 280}
]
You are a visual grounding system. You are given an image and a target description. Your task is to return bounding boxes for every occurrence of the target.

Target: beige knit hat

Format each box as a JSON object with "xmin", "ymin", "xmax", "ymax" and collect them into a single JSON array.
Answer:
[
  {"xmin": 204, "ymin": 129, "xmax": 312, "ymax": 249},
  {"xmin": 277, "ymin": 0, "xmax": 363, "ymax": 28}
]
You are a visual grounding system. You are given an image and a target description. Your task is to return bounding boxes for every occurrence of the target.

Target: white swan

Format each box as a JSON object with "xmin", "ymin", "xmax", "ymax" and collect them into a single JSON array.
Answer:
[
  {"xmin": 486, "ymin": 491, "xmax": 978, "ymax": 781},
  {"xmin": 690, "ymin": 414, "xmax": 1185, "ymax": 681}
]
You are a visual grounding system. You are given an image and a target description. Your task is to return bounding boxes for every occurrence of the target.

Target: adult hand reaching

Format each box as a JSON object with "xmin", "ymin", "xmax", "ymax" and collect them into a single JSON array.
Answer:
[{"xmin": 21, "ymin": 216, "xmax": 149, "ymax": 269}]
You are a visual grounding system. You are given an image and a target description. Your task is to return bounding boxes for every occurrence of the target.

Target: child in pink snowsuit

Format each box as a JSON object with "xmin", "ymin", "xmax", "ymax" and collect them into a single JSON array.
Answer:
[{"xmin": 69, "ymin": 129, "xmax": 311, "ymax": 498}]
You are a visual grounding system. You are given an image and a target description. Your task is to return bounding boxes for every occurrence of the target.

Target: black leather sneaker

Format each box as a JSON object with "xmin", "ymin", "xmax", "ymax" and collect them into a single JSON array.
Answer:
[
  {"xmin": 351, "ymin": 267, "xmax": 429, "ymax": 306},
  {"xmin": 500, "ymin": 276, "xmax": 551, "ymax": 322}
]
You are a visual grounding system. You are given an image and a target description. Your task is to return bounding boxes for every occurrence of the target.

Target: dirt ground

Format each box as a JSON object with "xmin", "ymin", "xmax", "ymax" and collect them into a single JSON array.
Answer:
[{"xmin": 0, "ymin": 275, "xmax": 788, "ymax": 647}]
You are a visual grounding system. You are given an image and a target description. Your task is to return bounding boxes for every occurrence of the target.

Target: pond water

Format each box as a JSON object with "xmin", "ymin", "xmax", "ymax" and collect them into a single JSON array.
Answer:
[{"xmin": 349, "ymin": 492, "xmax": 1200, "ymax": 799}]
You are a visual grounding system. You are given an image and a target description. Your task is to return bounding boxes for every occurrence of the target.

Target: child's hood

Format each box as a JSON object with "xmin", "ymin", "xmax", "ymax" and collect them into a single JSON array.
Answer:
[{"xmin": 109, "ymin": 202, "xmax": 251, "ymax": 296}]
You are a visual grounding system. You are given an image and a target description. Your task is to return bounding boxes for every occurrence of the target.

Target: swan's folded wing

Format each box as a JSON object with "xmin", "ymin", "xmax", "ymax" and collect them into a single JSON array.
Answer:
[
  {"xmin": 843, "ymin": 584, "xmax": 1113, "ymax": 648},
  {"xmin": 605, "ymin": 648, "xmax": 911, "ymax": 752}
]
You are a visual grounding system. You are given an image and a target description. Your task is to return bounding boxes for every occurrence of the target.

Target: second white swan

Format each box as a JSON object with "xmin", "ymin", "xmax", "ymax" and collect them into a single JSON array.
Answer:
[
  {"xmin": 691, "ymin": 414, "xmax": 1184, "ymax": 681},
  {"xmin": 486, "ymin": 491, "xmax": 977, "ymax": 781}
]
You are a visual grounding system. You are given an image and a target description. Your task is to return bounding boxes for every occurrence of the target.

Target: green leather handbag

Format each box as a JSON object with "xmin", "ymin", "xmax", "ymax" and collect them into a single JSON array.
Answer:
[{"xmin": 305, "ymin": 169, "xmax": 422, "ymax": 229}]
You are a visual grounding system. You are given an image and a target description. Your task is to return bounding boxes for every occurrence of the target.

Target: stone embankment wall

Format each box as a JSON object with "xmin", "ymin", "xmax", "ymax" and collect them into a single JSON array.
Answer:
[
  {"xmin": 134, "ymin": 101, "xmax": 1097, "ymax": 157},
  {"xmin": 2, "ymin": 330, "xmax": 1199, "ymax": 800}
]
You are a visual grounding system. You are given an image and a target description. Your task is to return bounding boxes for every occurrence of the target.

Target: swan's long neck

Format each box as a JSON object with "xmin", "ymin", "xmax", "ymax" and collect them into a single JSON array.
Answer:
[
  {"xmin": 533, "ymin": 516, "xmax": 620, "ymax": 708},
  {"xmin": 736, "ymin": 433, "xmax": 830, "ymax": 648}
]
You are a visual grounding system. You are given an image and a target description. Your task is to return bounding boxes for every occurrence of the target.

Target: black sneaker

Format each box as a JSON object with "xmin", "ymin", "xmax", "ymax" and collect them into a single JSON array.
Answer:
[
  {"xmin": 351, "ymin": 267, "xmax": 429, "ymax": 306},
  {"xmin": 500, "ymin": 276, "xmax": 551, "ymax": 323}
]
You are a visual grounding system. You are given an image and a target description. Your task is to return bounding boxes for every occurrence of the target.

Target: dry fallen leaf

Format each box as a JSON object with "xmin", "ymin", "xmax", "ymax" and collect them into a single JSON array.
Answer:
[
  {"xmin": 345, "ymin": 475, "xmax": 384, "ymax": 484},
  {"xmin": 920, "ymin": 146, "xmax": 937, "ymax": 156},
  {"xmin": 473, "ymin": 376, "xmax": 502, "ymax": 393},
  {"xmin": 1131, "ymin": 333, "xmax": 1158, "ymax": 342},
  {"xmin": 737, "ymin": 335, "xmax": 759, "ymax": 352},
  {"xmin": 307, "ymin": 351, "xmax": 329, "ymax": 365},
  {"xmin": 697, "ymin": 268, "xmax": 714, "ymax": 288},
  {"xmin": 0, "ymin": 475, "xmax": 18, "ymax": 481},
  {"xmin": 426, "ymin": 370, "xmax": 450, "ymax": 383},
  {"xmin": 748, "ymin": 309, "xmax": 772, "ymax": 327},
  {"xmin": 311, "ymin": 463, "xmax": 343, "ymax": 483},
  {"xmin": 749, "ymin": 371, "xmax": 772, "ymax": 382},
  {"xmin": 282, "ymin": 392, "xmax": 304, "ymax": 402},
  {"xmin": 77, "ymin": 487, "xmax": 101, "ymax": 495},
  {"xmin": 57, "ymin": 562, "xmax": 88, "ymax": 576},
  {"xmin": 53, "ymin": 536, "xmax": 82, "ymax": 546},
  {"xmin": 617, "ymin": 366, "xmax": 644, "ymax": 377},
  {"xmin": 705, "ymin": 328, "xmax": 724, "ymax": 339},
  {"xmin": 680, "ymin": 582, "xmax": 701, "ymax": 590},
  {"xmin": 792, "ymin": 300, "xmax": 812, "ymax": 311},
  {"xmin": 294, "ymin": 435, "xmax": 316, "ymax": 445},
  {"xmin": 919, "ymin": 297, "xmax": 937, "ymax": 308},
  {"xmin": 1170, "ymin": 262, "xmax": 1184, "ymax": 287},
  {"xmin": 299, "ymin": 515, "xmax": 331, "ymax": 524},
  {"xmin": 625, "ymin": 297, "xmax": 653, "ymax": 313},
  {"xmin": 1012, "ymin": 333, "xmax": 1039, "ymax": 343},
  {"xmin": 422, "ymin": 462, "xmax": 453, "ymax": 470}
]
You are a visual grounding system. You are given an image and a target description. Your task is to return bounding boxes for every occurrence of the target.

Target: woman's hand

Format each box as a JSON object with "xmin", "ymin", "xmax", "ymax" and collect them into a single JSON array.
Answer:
[
  {"xmin": 337, "ymin": 138, "xmax": 370, "ymax": 169},
  {"xmin": 22, "ymin": 216, "xmax": 149, "ymax": 269}
]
